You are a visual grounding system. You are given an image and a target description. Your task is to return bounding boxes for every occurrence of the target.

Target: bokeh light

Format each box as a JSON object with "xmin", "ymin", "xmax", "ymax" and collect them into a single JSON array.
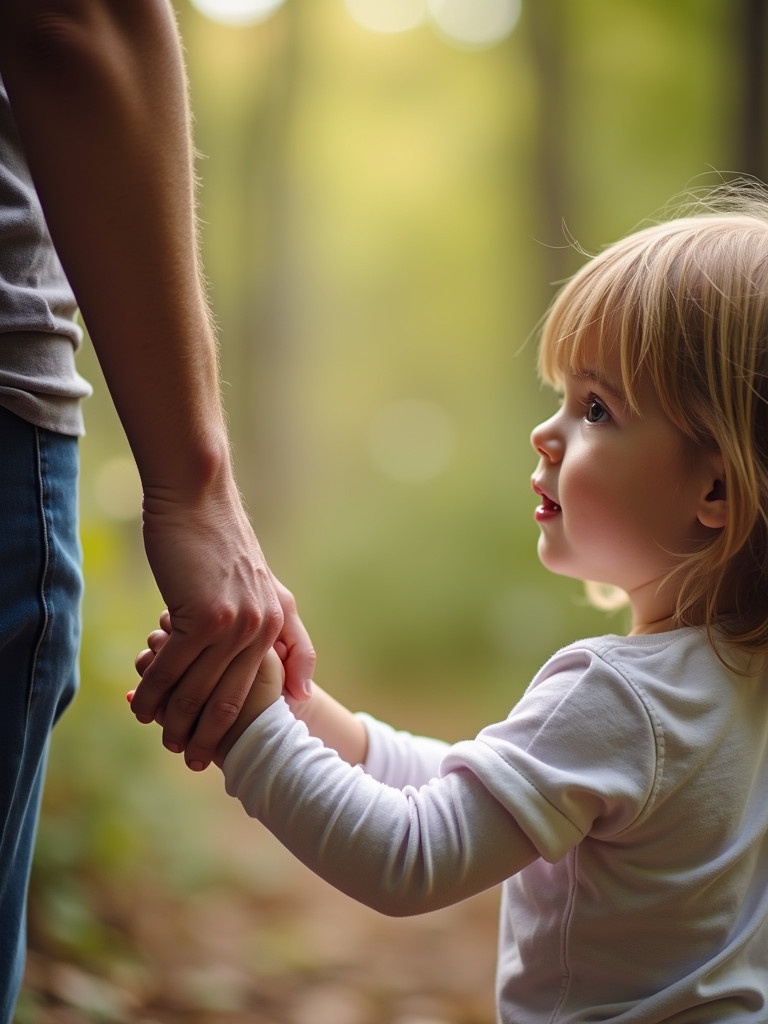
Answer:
[
  {"xmin": 188, "ymin": 0, "xmax": 286, "ymax": 26},
  {"xmin": 189, "ymin": 0, "xmax": 521, "ymax": 45},
  {"xmin": 427, "ymin": 0, "xmax": 522, "ymax": 48},
  {"xmin": 367, "ymin": 399, "xmax": 456, "ymax": 483},
  {"xmin": 344, "ymin": 0, "xmax": 427, "ymax": 35}
]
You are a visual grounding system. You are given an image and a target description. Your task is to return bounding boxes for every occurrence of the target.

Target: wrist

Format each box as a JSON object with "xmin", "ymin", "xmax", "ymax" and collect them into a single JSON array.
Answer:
[
  {"xmin": 288, "ymin": 685, "xmax": 368, "ymax": 767},
  {"xmin": 141, "ymin": 433, "xmax": 236, "ymax": 509}
]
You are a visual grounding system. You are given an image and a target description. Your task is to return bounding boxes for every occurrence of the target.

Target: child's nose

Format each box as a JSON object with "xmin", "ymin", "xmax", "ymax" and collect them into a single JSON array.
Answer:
[{"xmin": 530, "ymin": 413, "xmax": 564, "ymax": 463}]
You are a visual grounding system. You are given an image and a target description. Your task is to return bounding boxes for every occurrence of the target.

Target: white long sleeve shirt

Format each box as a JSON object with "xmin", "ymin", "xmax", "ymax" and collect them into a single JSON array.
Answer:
[{"xmin": 223, "ymin": 628, "xmax": 768, "ymax": 1022}]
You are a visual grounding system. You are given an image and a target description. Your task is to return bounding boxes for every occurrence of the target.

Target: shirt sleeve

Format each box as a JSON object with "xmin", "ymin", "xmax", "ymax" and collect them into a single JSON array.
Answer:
[
  {"xmin": 222, "ymin": 697, "xmax": 539, "ymax": 916},
  {"xmin": 445, "ymin": 645, "xmax": 660, "ymax": 861},
  {"xmin": 222, "ymin": 649, "xmax": 659, "ymax": 915},
  {"xmin": 357, "ymin": 712, "xmax": 450, "ymax": 788}
]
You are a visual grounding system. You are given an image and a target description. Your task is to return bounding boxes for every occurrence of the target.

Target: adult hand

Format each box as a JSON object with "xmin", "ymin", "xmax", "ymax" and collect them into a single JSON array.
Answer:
[
  {"xmin": 129, "ymin": 479, "xmax": 315, "ymax": 771},
  {"xmin": 134, "ymin": 616, "xmax": 286, "ymax": 770}
]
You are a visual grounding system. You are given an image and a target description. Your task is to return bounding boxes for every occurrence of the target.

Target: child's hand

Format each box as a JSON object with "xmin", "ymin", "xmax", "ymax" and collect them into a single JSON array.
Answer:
[{"xmin": 133, "ymin": 612, "xmax": 285, "ymax": 768}]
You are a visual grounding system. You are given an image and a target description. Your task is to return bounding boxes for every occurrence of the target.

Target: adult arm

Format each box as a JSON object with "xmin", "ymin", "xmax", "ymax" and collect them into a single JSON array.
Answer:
[{"xmin": 0, "ymin": 0, "xmax": 315, "ymax": 769}]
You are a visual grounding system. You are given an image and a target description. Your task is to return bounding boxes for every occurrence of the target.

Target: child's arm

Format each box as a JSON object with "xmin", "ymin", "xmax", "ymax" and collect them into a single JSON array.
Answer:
[
  {"xmin": 135, "ymin": 621, "xmax": 367, "ymax": 769},
  {"xmin": 289, "ymin": 686, "xmax": 368, "ymax": 769},
  {"xmin": 134, "ymin": 618, "xmax": 540, "ymax": 916}
]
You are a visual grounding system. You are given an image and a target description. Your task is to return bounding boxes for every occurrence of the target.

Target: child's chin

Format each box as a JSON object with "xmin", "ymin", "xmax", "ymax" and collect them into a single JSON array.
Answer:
[{"xmin": 535, "ymin": 542, "xmax": 573, "ymax": 577}]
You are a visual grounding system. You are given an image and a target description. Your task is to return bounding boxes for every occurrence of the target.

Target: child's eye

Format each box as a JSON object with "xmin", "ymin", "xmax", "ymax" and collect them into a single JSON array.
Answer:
[{"xmin": 584, "ymin": 395, "xmax": 610, "ymax": 424}]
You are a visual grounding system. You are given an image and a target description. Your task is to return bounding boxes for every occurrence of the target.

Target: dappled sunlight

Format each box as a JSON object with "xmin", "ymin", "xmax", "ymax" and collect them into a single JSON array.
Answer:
[
  {"xmin": 189, "ymin": 0, "xmax": 287, "ymax": 26},
  {"xmin": 194, "ymin": 0, "xmax": 522, "ymax": 48},
  {"xmin": 428, "ymin": 0, "xmax": 522, "ymax": 49},
  {"xmin": 345, "ymin": 0, "xmax": 426, "ymax": 35},
  {"xmin": 345, "ymin": 0, "xmax": 521, "ymax": 48}
]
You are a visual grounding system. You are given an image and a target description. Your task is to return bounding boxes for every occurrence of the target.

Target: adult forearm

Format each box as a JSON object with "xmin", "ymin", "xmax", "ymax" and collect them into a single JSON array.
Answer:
[
  {"xmin": 0, "ymin": 0, "xmax": 225, "ymax": 493},
  {"xmin": 0, "ymin": 1, "xmax": 317, "ymax": 766}
]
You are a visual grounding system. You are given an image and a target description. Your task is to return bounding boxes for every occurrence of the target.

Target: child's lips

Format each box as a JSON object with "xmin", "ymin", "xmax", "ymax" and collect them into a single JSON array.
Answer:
[{"xmin": 532, "ymin": 480, "xmax": 561, "ymax": 519}]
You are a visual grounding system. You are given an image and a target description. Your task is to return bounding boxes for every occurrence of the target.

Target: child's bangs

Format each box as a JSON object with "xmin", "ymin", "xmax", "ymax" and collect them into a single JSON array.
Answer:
[{"xmin": 538, "ymin": 253, "xmax": 642, "ymax": 404}]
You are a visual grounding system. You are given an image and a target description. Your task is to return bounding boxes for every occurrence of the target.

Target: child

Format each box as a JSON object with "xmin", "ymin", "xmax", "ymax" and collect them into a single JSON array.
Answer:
[{"xmin": 135, "ymin": 188, "xmax": 768, "ymax": 1021}]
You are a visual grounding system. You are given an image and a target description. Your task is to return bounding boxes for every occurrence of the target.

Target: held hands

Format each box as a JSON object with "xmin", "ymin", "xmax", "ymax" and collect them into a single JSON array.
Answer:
[
  {"xmin": 134, "ymin": 611, "xmax": 369, "ymax": 768},
  {"xmin": 134, "ymin": 612, "xmax": 285, "ymax": 768},
  {"xmin": 129, "ymin": 480, "xmax": 316, "ymax": 772}
]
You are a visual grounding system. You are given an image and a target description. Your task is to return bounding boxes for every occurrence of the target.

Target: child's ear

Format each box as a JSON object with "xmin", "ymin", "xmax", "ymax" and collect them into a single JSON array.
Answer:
[{"xmin": 697, "ymin": 452, "xmax": 727, "ymax": 530}]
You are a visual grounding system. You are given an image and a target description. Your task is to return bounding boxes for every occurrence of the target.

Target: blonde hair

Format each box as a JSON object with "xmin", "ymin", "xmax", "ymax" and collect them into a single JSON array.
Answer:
[{"xmin": 538, "ymin": 183, "xmax": 768, "ymax": 657}]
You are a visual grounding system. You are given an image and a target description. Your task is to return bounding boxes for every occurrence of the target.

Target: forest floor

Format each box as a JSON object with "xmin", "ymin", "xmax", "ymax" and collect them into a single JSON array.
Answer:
[{"xmin": 18, "ymin": 766, "xmax": 500, "ymax": 1024}]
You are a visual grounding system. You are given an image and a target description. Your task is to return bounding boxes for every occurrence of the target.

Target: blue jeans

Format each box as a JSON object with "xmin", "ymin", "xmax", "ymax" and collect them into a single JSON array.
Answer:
[{"xmin": 0, "ymin": 407, "xmax": 81, "ymax": 1024}]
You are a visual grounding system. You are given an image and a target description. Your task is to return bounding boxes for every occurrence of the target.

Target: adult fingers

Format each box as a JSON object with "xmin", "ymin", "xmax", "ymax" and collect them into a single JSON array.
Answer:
[
  {"xmin": 163, "ymin": 640, "xmax": 270, "ymax": 770},
  {"xmin": 129, "ymin": 627, "xmax": 202, "ymax": 726}
]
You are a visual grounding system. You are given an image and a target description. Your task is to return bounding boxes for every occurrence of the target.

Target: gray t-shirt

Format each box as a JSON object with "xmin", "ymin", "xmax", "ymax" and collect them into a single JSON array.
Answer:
[{"xmin": 0, "ymin": 76, "xmax": 90, "ymax": 435}]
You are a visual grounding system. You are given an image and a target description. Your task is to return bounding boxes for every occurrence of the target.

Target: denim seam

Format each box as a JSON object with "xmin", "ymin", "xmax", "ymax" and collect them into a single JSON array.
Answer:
[{"xmin": 27, "ymin": 426, "xmax": 51, "ymax": 717}]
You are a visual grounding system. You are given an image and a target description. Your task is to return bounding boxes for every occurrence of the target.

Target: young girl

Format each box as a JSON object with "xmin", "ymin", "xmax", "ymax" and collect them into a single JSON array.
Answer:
[{"xmin": 135, "ymin": 189, "xmax": 768, "ymax": 1021}]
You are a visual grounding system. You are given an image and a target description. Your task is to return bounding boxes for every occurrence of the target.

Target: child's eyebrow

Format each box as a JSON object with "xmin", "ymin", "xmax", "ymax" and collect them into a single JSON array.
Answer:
[{"xmin": 573, "ymin": 368, "xmax": 627, "ymax": 405}]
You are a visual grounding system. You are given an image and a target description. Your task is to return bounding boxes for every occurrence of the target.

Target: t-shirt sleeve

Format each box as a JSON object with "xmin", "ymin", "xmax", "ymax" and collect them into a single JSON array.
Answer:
[{"xmin": 444, "ymin": 645, "xmax": 660, "ymax": 862}]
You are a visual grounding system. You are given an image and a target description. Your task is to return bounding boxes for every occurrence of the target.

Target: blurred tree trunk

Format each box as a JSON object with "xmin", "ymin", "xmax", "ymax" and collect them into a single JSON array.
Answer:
[
  {"xmin": 180, "ymin": 3, "xmax": 306, "ymax": 542},
  {"xmin": 236, "ymin": 7, "xmax": 306, "ymax": 536},
  {"xmin": 524, "ymin": 1, "xmax": 573, "ymax": 299},
  {"xmin": 737, "ymin": 0, "xmax": 768, "ymax": 180}
]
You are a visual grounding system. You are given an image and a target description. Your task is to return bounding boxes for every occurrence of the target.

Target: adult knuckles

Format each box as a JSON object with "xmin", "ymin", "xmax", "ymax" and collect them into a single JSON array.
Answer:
[
  {"xmin": 202, "ymin": 597, "xmax": 283, "ymax": 644},
  {"xmin": 257, "ymin": 601, "xmax": 284, "ymax": 641}
]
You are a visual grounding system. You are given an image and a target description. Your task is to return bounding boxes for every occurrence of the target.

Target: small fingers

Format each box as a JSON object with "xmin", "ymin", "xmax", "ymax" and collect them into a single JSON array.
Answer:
[
  {"xmin": 135, "ymin": 647, "xmax": 154, "ymax": 676},
  {"xmin": 271, "ymin": 580, "xmax": 315, "ymax": 702},
  {"xmin": 281, "ymin": 629, "xmax": 316, "ymax": 702},
  {"xmin": 147, "ymin": 628, "xmax": 170, "ymax": 654}
]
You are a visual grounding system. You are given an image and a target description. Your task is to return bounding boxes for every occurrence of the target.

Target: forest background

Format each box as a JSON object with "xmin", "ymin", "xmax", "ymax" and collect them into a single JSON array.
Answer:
[{"xmin": 20, "ymin": 1, "xmax": 768, "ymax": 1021}]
